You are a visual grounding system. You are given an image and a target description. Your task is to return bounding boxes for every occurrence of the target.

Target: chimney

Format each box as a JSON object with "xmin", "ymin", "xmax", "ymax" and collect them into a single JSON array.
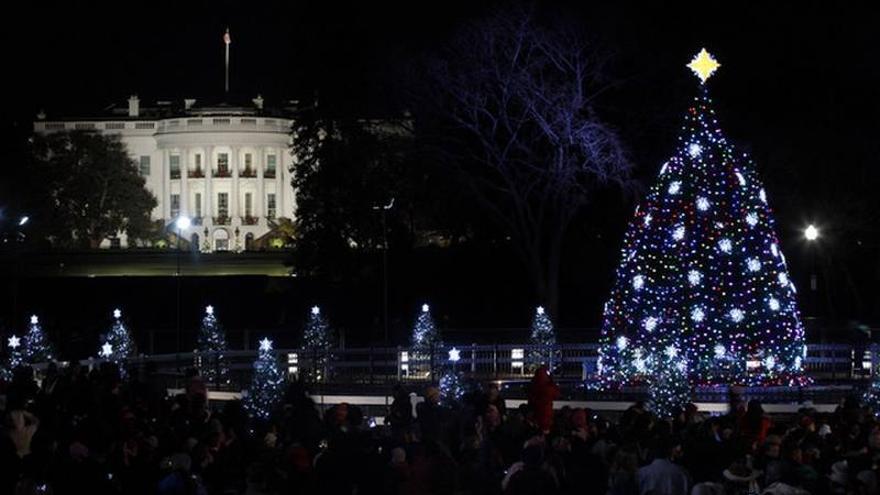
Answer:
[
  {"xmin": 184, "ymin": 98, "xmax": 196, "ymax": 110},
  {"xmin": 128, "ymin": 95, "xmax": 140, "ymax": 117},
  {"xmin": 253, "ymin": 94, "xmax": 264, "ymax": 110}
]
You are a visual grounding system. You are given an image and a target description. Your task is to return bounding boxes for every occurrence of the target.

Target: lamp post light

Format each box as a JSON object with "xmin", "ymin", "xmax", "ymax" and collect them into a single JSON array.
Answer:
[
  {"xmin": 372, "ymin": 198, "xmax": 394, "ymax": 344},
  {"xmin": 803, "ymin": 224, "xmax": 820, "ymax": 320},
  {"xmin": 174, "ymin": 216, "xmax": 190, "ymax": 368}
]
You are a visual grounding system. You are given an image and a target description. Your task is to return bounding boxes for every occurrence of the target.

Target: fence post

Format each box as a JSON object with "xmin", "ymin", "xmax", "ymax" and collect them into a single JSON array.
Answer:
[
  {"xmin": 471, "ymin": 343, "xmax": 477, "ymax": 374},
  {"xmin": 369, "ymin": 346, "xmax": 374, "ymax": 385},
  {"xmin": 397, "ymin": 346, "xmax": 402, "ymax": 381}
]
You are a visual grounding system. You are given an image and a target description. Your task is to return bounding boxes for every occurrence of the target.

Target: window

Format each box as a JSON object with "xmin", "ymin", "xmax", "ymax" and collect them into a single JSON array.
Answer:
[
  {"xmin": 170, "ymin": 194, "xmax": 180, "ymax": 218},
  {"xmin": 139, "ymin": 156, "xmax": 151, "ymax": 176},
  {"xmin": 217, "ymin": 153, "xmax": 229, "ymax": 175},
  {"xmin": 244, "ymin": 153, "xmax": 253, "ymax": 170},
  {"xmin": 267, "ymin": 193, "xmax": 276, "ymax": 219},
  {"xmin": 245, "ymin": 193, "xmax": 253, "ymax": 217},
  {"xmin": 194, "ymin": 193, "xmax": 202, "ymax": 218},
  {"xmin": 170, "ymin": 155, "xmax": 180, "ymax": 178},
  {"xmin": 195, "ymin": 154, "xmax": 202, "ymax": 169},
  {"xmin": 266, "ymin": 155, "xmax": 277, "ymax": 177},
  {"xmin": 218, "ymin": 193, "xmax": 229, "ymax": 218}
]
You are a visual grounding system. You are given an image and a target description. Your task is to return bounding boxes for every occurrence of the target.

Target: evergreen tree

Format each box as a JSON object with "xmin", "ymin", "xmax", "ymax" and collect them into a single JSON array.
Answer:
[
  {"xmin": 648, "ymin": 344, "xmax": 692, "ymax": 419},
  {"xmin": 528, "ymin": 306, "xmax": 559, "ymax": 371},
  {"xmin": 4, "ymin": 334, "xmax": 23, "ymax": 376},
  {"xmin": 99, "ymin": 309, "xmax": 136, "ymax": 374},
  {"xmin": 302, "ymin": 306, "xmax": 333, "ymax": 382},
  {"xmin": 411, "ymin": 304, "xmax": 442, "ymax": 355},
  {"xmin": 197, "ymin": 305, "xmax": 229, "ymax": 386},
  {"xmin": 245, "ymin": 338, "xmax": 285, "ymax": 421},
  {"xmin": 598, "ymin": 49, "xmax": 807, "ymax": 388},
  {"xmin": 864, "ymin": 372, "xmax": 880, "ymax": 417},
  {"xmin": 22, "ymin": 315, "xmax": 54, "ymax": 364},
  {"xmin": 439, "ymin": 347, "xmax": 466, "ymax": 404}
]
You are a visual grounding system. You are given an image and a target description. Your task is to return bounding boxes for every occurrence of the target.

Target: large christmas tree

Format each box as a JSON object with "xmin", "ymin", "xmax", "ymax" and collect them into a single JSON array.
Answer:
[
  {"xmin": 100, "ymin": 309, "xmax": 136, "ymax": 373},
  {"xmin": 598, "ymin": 49, "xmax": 807, "ymax": 388},
  {"xmin": 197, "ymin": 305, "xmax": 230, "ymax": 385},
  {"xmin": 22, "ymin": 315, "xmax": 54, "ymax": 364},
  {"xmin": 244, "ymin": 338, "xmax": 285, "ymax": 421}
]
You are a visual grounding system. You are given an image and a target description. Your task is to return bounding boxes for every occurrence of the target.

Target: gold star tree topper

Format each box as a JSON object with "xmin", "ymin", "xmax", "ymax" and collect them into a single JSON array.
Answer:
[{"xmin": 687, "ymin": 48, "xmax": 721, "ymax": 83}]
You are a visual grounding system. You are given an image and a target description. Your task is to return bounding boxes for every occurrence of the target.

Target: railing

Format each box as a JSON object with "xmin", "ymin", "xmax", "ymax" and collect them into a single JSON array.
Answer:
[
  {"xmin": 58, "ymin": 342, "xmax": 871, "ymax": 395},
  {"xmin": 264, "ymin": 169, "xmax": 276, "ymax": 179},
  {"xmin": 188, "ymin": 169, "xmax": 205, "ymax": 178},
  {"xmin": 170, "ymin": 169, "xmax": 181, "ymax": 179},
  {"xmin": 240, "ymin": 168, "xmax": 257, "ymax": 178},
  {"xmin": 214, "ymin": 168, "xmax": 231, "ymax": 178},
  {"xmin": 242, "ymin": 216, "xmax": 259, "ymax": 226},
  {"xmin": 213, "ymin": 216, "xmax": 231, "ymax": 226}
]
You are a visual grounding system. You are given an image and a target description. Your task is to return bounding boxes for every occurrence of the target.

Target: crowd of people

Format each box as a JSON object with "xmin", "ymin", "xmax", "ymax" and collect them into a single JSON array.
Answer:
[{"xmin": 2, "ymin": 361, "xmax": 880, "ymax": 495}]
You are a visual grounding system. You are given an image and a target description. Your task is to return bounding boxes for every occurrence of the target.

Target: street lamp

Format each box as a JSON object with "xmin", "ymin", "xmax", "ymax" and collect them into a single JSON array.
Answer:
[
  {"xmin": 804, "ymin": 224, "xmax": 819, "ymax": 242},
  {"xmin": 372, "ymin": 198, "xmax": 394, "ymax": 344},
  {"xmin": 803, "ymin": 224, "xmax": 820, "ymax": 319},
  {"xmin": 174, "ymin": 215, "xmax": 190, "ymax": 369}
]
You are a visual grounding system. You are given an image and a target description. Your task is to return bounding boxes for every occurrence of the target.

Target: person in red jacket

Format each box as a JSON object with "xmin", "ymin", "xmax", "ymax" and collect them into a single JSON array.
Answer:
[{"xmin": 528, "ymin": 365, "xmax": 560, "ymax": 434}]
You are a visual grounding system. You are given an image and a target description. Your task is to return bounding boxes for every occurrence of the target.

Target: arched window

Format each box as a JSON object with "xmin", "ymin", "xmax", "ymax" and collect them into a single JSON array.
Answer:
[{"xmin": 213, "ymin": 229, "xmax": 230, "ymax": 251}]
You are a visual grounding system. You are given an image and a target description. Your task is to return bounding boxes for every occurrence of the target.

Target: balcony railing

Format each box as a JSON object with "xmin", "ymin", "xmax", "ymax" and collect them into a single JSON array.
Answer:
[
  {"xmin": 240, "ymin": 168, "xmax": 257, "ymax": 178},
  {"xmin": 264, "ymin": 169, "xmax": 277, "ymax": 179},
  {"xmin": 188, "ymin": 169, "xmax": 205, "ymax": 178},
  {"xmin": 214, "ymin": 168, "xmax": 231, "ymax": 178},
  {"xmin": 242, "ymin": 216, "xmax": 259, "ymax": 226},
  {"xmin": 213, "ymin": 215, "xmax": 231, "ymax": 226},
  {"xmin": 170, "ymin": 170, "xmax": 181, "ymax": 179}
]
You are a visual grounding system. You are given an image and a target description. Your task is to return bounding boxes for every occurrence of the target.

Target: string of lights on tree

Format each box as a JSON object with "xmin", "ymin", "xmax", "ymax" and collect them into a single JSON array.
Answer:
[
  {"xmin": 197, "ymin": 305, "xmax": 230, "ymax": 385},
  {"xmin": 411, "ymin": 304, "xmax": 443, "ymax": 355},
  {"xmin": 597, "ymin": 49, "xmax": 808, "ymax": 393},
  {"xmin": 528, "ymin": 306, "xmax": 560, "ymax": 371},
  {"xmin": 99, "ymin": 309, "xmax": 137, "ymax": 376},
  {"xmin": 439, "ymin": 347, "xmax": 466, "ymax": 404},
  {"xmin": 302, "ymin": 306, "xmax": 333, "ymax": 382},
  {"xmin": 22, "ymin": 315, "xmax": 54, "ymax": 365},
  {"xmin": 244, "ymin": 337, "xmax": 285, "ymax": 421}
]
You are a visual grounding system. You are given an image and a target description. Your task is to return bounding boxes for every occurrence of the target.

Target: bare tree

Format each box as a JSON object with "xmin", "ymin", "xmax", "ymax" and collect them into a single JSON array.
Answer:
[{"xmin": 421, "ymin": 7, "xmax": 632, "ymax": 315}]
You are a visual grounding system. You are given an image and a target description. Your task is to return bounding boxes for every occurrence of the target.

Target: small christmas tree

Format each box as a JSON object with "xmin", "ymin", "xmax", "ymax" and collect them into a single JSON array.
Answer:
[
  {"xmin": 411, "ymin": 304, "xmax": 442, "ymax": 354},
  {"xmin": 197, "ymin": 305, "xmax": 230, "ymax": 386},
  {"xmin": 245, "ymin": 337, "xmax": 285, "ymax": 421},
  {"xmin": 4, "ymin": 334, "xmax": 24, "ymax": 375},
  {"xmin": 439, "ymin": 347, "xmax": 466, "ymax": 404},
  {"xmin": 528, "ymin": 306, "xmax": 559, "ymax": 371},
  {"xmin": 647, "ymin": 344, "xmax": 692, "ymax": 419},
  {"xmin": 864, "ymin": 370, "xmax": 880, "ymax": 417},
  {"xmin": 302, "ymin": 306, "xmax": 333, "ymax": 382},
  {"xmin": 22, "ymin": 315, "xmax": 54, "ymax": 364},
  {"xmin": 99, "ymin": 309, "xmax": 136, "ymax": 374}
]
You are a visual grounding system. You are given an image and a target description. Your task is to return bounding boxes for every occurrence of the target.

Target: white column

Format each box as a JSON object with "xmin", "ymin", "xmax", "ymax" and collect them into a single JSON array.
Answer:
[
  {"xmin": 276, "ymin": 147, "xmax": 284, "ymax": 218},
  {"xmin": 231, "ymin": 146, "xmax": 240, "ymax": 224},
  {"xmin": 257, "ymin": 146, "xmax": 265, "ymax": 222},
  {"xmin": 180, "ymin": 148, "xmax": 189, "ymax": 216},
  {"xmin": 162, "ymin": 148, "xmax": 171, "ymax": 221},
  {"xmin": 205, "ymin": 145, "xmax": 213, "ymax": 223}
]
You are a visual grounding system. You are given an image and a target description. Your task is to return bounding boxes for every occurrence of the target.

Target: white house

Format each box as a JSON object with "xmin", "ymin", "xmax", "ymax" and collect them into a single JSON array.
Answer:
[{"xmin": 33, "ymin": 95, "xmax": 296, "ymax": 252}]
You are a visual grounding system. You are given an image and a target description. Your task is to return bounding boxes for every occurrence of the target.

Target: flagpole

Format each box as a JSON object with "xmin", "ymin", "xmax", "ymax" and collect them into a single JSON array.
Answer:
[{"xmin": 224, "ymin": 28, "xmax": 230, "ymax": 94}]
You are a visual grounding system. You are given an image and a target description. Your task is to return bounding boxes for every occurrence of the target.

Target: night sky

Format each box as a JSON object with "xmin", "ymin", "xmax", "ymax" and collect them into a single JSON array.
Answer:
[{"xmin": 2, "ymin": 1, "xmax": 878, "ymax": 337}]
